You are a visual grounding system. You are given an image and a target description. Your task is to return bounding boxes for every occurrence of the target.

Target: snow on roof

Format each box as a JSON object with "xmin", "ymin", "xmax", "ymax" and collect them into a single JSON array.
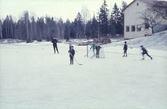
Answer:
[
  {"xmin": 140, "ymin": 0, "xmax": 156, "ymax": 5},
  {"xmin": 123, "ymin": 0, "xmax": 167, "ymax": 12}
]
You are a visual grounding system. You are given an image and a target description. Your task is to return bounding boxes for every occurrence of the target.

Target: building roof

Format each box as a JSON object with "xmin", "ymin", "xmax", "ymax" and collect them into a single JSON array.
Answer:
[
  {"xmin": 122, "ymin": 0, "xmax": 135, "ymax": 12},
  {"xmin": 153, "ymin": 1, "xmax": 167, "ymax": 7},
  {"xmin": 123, "ymin": 0, "xmax": 167, "ymax": 12},
  {"xmin": 140, "ymin": 0, "xmax": 156, "ymax": 5}
]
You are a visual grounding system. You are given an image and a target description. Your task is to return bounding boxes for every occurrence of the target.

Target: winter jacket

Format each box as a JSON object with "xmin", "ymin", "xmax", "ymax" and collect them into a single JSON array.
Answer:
[
  {"xmin": 69, "ymin": 49, "xmax": 75, "ymax": 57},
  {"xmin": 68, "ymin": 45, "xmax": 75, "ymax": 57},
  {"xmin": 141, "ymin": 47, "xmax": 147, "ymax": 54},
  {"xmin": 96, "ymin": 45, "xmax": 101, "ymax": 51},
  {"xmin": 90, "ymin": 43, "xmax": 96, "ymax": 51},
  {"xmin": 123, "ymin": 44, "xmax": 128, "ymax": 51},
  {"xmin": 52, "ymin": 38, "xmax": 58, "ymax": 46}
]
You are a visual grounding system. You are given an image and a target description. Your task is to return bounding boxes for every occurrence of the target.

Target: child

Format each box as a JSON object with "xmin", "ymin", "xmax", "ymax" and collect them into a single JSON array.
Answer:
[
  {"xmin": 52, "ymin": 36, "xmax": 59, "ymax": 54},
  {"xmin": 95, "ymin": 42, "xmax": 101, "ymax": 58},
  {"xmin": 68, "ymin": 45, "xmax": 75, "ymax": 65},
  {"xmin": 123, "ymin": 41, "xmax": 128, "ymax": 57},
  {"xmin": 90, "ymin": 40, "xmax": 96, "ymax": 56},
  {"xmin": 140, "ymin": 45, "xmax": 153, "ymax": 60}
]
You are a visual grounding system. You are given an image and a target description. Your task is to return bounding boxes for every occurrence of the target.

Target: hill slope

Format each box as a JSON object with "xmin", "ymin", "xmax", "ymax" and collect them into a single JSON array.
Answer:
[{"xmin": 110, "ymin": 30, "xmax": 167, "ymax": 51}]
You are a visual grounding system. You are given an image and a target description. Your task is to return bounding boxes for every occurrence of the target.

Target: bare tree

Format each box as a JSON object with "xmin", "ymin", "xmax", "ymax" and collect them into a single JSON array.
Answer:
[
  {"xmin": 74, "ymin": 12, "xmax": 84, "ymax": 39},
  {"xmin": 139, "ymin": 8, "xmax": 162, "ymax": 33},
  {"xmin": 30, "ymin": 16, "xmax": 37, "ymax": 40},
  {"xmin": 81, "ymin": 6, "xmax": 91, "ymax": 38},
  {"xmin": 58, "ymin": 18, "xmax": 65, "ymax": 39},
  {"xmin": 64, "ymin": 19, "xmax": 71, "ymax": 41},
  {"xmin": 147, "ymin": 1, "xmax": 167, "ymax": 20}
]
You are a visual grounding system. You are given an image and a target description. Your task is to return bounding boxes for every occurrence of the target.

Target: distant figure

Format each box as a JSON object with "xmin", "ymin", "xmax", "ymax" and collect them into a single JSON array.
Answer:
[
  {"xmin": 123, "ymin": 41, "xmax": 128, "ymax": 57},
  {"xmin": 52, "ymin": 36, "xmax": 59, "ymax": 54},
  {"xmin": 95, "ymin": 42, "xmax": 101, "ymax": 58},
  {"xmin": 68, "ymin": 40, "xmax": 72, "ymax": 51},
  {"xmin": 68, "ymin": 45, "xmax": 75, "ymax": 65},
  {"xmin": 140, "ymin": 45, "xmax": 153, "ymax": 60},
  {"xmin": 90, "ymin": 40, "xmax": 96, "ymax": 56}
]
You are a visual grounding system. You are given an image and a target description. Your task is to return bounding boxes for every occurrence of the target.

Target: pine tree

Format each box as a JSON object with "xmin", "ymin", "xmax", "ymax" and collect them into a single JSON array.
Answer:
[
  {"xmin": 36, "ymin": 17, "xmax": 45, "ymax": 41},
  {"xmin": 2, "ymin": 16, "xmax": 10, "ymax": 39},
  {"xmin": 117, "ymin": 11, "xmax": 124, "ymax": 35},
  {"xmin": 108, "ymin": 14, "xmax": 116, "ymax": 37},
  {"xmin": 99, "ymin": 0, "xmax": 109, "ymax": 37},
  {"xmin": 85, "ymin": 20, "xmax": 91, "ymax": 39},
  {"xmin": 112, "ymin": 3, "xmax": 120, "ymax": 24},
  {"xmin": 64, "ymin": 20, "xmax": 71, "ymax": 41},
  {"xmin": 58, "ymin": 18, "xmax": 65, "ymax": 39},
  {"xmin": 111, "ymin": 3, "xmax": 124, "ymax": 35},
  {"xmin": 121, "ymin": 1, "xmax": 127, "ymax": 10},
  {"xmin": 91, "ymin": 15, "xmax": 98, "ymax": 38},
  {"xmin": 74, "ymin": 12, "xmax": 84, "ymax": 39},
  {"xmin": 120, "ymin": 1, "xmax": 127, "ymax": 35}
]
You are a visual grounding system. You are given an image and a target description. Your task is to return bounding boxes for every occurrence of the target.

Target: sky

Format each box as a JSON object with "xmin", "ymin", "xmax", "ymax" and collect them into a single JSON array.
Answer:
[{"xmin": 0, "ymin": 0, "xmax": 133, "ymax": 22}]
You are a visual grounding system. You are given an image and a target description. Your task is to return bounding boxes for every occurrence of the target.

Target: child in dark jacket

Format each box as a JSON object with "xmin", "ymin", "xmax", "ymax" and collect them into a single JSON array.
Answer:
[
  {"xmin": 68, "ymin": 45, "xmax": 75, "ymax": 65},
  {"xmin": 52, "ymin": 36, "xmax": 59, "ymax": 54},
  {"xmin": 140, "ymin": 45, "xmax": 153, "ymax": 60},
  {"xmin": 123, "ymin": 41, "xmax": 128, "ymax": 57},
  {"xmin": 95, "ymin": 43, "xmax": 101, "ymax": 58}
]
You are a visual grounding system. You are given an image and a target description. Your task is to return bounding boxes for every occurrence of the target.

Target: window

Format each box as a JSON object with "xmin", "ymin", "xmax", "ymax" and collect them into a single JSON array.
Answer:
[
  {"xmin": 144, "ymin": 19, "xmax": 149, "ymax": 29},
  {"xmin": 137, "ymin": 25, "xmax": 141, "ymax": 31},
  {"xmin": 137, "ymin": 3, "xmax": 139, "ymax": 6},
  {"xmin": 145, "ymin": 23, "xmax": 149, "ymax": 29},
  {"xmin": 131, "ymin": 25, "xmax": 135, "ymax": 32},
  {"xmin": 126, "ymin": 26, "xmax": 130, "ymax": 32}
]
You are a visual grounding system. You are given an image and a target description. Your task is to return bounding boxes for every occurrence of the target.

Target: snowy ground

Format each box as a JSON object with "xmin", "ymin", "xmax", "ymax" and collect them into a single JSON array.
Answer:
[{"xmin": 0, "ymin": 32, "xmax": 167, "ymax": 109}]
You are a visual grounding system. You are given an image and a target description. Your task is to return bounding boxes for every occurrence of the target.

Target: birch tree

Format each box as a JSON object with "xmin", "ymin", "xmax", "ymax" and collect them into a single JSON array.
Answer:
[{"xmin": 81, "ymin": 6, "xmax": 90, "ymax": 38}]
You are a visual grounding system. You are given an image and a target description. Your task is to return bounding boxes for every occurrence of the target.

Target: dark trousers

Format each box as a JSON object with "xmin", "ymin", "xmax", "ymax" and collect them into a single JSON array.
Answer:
[
  {"xmin": 70, "ymin": 55, "xmax": 74, "ymax": 65},
  {"xmin": 123, "ymin": 50, "xmax": 127, "ymax": 57},
  {"xmin": 142, "ymin": 52, "xmax": 152, "ymax": 59},
  {"xmin": 96, "ymin": 49, "xmax": 100, "ymax": 58},
  {"xmin": 53, "ymin": 44, "xmax": 59, "ymax": 53}
]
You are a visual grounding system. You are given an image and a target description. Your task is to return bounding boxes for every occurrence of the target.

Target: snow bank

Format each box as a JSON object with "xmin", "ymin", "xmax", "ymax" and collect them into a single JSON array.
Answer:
[
  {"xmin": 109, "ymin": 30, "xmax": 167, "ymax": 51},
  {"xmin": 0, "ymin": 39, "xmax": 24, "ymax": 44}
]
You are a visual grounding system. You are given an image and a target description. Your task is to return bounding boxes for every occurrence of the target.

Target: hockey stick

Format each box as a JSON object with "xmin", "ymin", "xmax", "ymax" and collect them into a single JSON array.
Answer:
[
  {"xmin": 69, "ymin": 53, "xmax": 82, "ymax": 65},
  {"xmin": 90, "ymin": 54, "xmax": 96, "ymax": 59},
  {"xmin": 74, "ymin": 58, "xmax": 83, "ymax": 65}
]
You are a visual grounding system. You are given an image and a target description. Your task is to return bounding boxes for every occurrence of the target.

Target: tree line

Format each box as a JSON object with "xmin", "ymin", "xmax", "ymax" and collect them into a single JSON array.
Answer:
[{"xmin": 0, "ymin": 0, "xmax": 127, "ymax": 42}]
